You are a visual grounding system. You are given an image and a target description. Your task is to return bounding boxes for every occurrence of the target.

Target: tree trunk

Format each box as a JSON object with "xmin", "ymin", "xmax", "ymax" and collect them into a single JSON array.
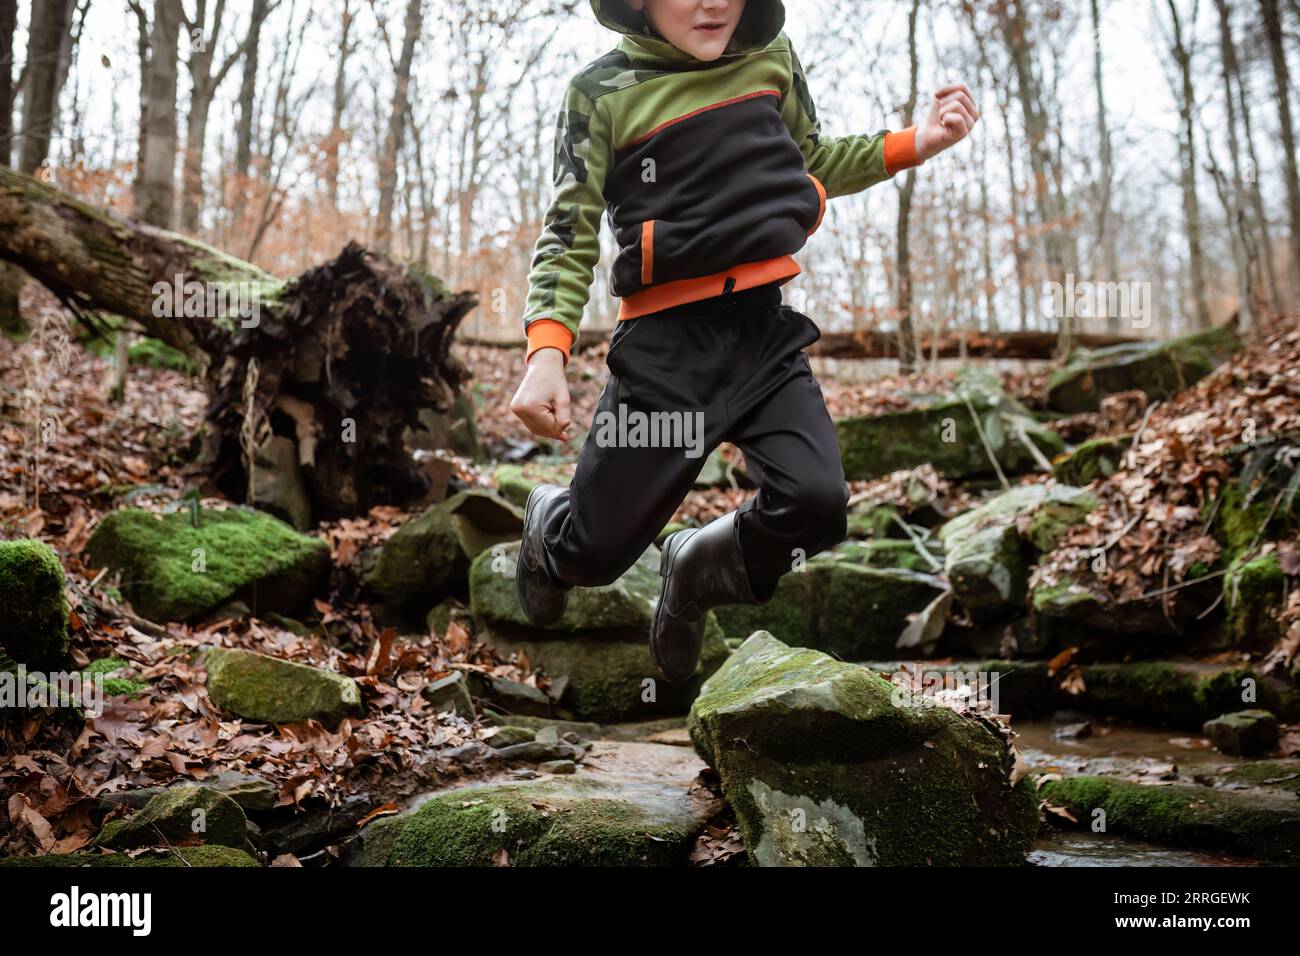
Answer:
[
  {"xmin": 1261, "ymin": 0, "xmax": 1300, "ymax": 298},
  {"xmin": 375, "ymin": 0, "xmax": 423, "ymax": 254},
  {"xmin": 18, "ymin": 0, "xmax": 75, "ymax": 175},
  {"xmin": 1090, "ymin": 0, "xmax": 1120, "ymax": 331},
  {"xmin": 998, "ymin": 0, "xmax": 1071, "ymax": 353},
  {"xmin": 0, "ymin": 165, "xmax": 477, "ymax": 522},
  {"xmin": 234, "ymin": 0, "xmax": 269, "ymax": 178},
  {"xmin": 326, "ymin": 0, "xmax": 355, "ymax": 209},
  {"xmin": 0, "ymin": 0, "xmax": 16, "ymax": 166},
  {"xmin": 895, "ymin": 0, "xmax": 922, "ymax": 374},
  {"xmin": 1166, "ymin": 0, "xmax": 1212, "ymax": 329},
  {"xmin": 137, "ymin": 0, "xmax": 182, "ymax": 228},
  {"xmin": 1214, "ymin": 0, "xmax": 1258, "ymax": 328}
]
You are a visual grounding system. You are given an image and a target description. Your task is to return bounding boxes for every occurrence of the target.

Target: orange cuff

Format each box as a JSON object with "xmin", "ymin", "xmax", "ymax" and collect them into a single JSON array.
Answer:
[
  {"xmin": 883, "ymin": 125, "xmax": 922, "ymax": 176},
  {"xmin": 525, "ymin": 318, "xmax": 574, "ymax": 367}
]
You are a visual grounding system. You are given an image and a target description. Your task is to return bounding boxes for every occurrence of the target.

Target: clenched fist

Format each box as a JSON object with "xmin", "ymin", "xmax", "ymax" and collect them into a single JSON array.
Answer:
[
  {"xmin": 510, "ymin": 347, "xmax": 572, "ymax": 441},
  {"xmin": 915, "ymin": 82, "xmax": 981, "ymax": 162}
]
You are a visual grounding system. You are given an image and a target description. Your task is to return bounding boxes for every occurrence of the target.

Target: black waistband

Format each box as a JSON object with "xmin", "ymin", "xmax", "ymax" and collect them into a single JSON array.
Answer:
[{"xmin": 637, "ymin": 279, "xmax": 784, "ymax": 322}]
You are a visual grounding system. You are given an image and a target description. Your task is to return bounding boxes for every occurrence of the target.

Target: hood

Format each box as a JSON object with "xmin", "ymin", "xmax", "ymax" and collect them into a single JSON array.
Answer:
[{"xmin": 591, "ymin": 0, "xmax": 785, "ymax": 63}]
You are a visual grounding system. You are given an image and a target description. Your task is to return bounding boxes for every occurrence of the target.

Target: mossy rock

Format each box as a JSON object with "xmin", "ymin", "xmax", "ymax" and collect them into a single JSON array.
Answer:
[
  {"xmin": 470, "ymin": 540, "xmax": 660, "ymax": 633},
  {"xmin": 1203, "ymin": 709, "xmax": 1279, "ymax": 757},
  {"xmin": 1052, "ymin": 434, "xmax": 1130, "ymax": 485},
  {"xmin": 94, "ymin": 785, "xmax": 248, "ymax": 850},
  {"xmin": 939, "ymin": 484, "xmax": 1096, "ymax": 623},
  {"xmin": 202, "ymin": 647, "xmax": 364, "ymax": 726},
  {"xmin": 360, "ymin": 776, "xmax": 715, "ymax": 866},
  {"xmin": 688, "ymin": 633, "xmax": 1039, "ymax": 866},
  {"xmin": 1037, "ymin": 774, "xmax": 1300, "ymax": 864},
  {"xmin": 1030, "ymin": 572, "xmax": 1219, "ymax": 640},
  {"xmin": 0, "ymin": 846, "xmax": 260, "ymax": 867},
  {"xmin": 1209, "ymin": 759, "xmax": 1300, "ymax": 794},
  {"xmin": 84, "ymin": 507, "xmax": 329, "ymax": 623},
  {"xmin": 832, "ymin": 537, "xmax": 940, "ymax": 572},
  {"xmin": 711, "ymin": 548, "xmax": 946, "ymax": 659},
  {"xmin": 1223, "ymin": 551, "xmax": 1286, "ymax": 648},
  {"xmin": 1045, "ymin": 324, "xmax": 1240, "ymax": 413},
  {"xmin": 845, "ymin": 503, "xmax": 903, "ymax": 540},
  {"xmin": 837, "ymin": 390, "xmax": 1065, "ymax": 482},
  {"xmin": 0, "ymin": 539, "xmax": 70, "ymax": 669},
  {"xmin": 491, "ymin": 462, "xmax": 573, "ymax": 509},
  {"xmin": 475, "ymin": 621, "xmax": 729, "ymax": 723},
  {"xmin": 365, "ymin": 490, "xmax": 523, "ymax": 614}
]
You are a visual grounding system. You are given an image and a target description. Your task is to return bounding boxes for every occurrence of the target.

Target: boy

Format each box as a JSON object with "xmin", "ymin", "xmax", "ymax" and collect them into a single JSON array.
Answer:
[{"xmin": 510, "ymin": 0, "xmax": 978, "ymax": 683}]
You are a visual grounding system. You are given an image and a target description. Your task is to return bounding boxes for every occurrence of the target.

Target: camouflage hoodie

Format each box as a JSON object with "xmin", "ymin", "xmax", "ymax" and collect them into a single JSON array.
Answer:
[{"xmin": 522, "ymin": 0, "xmax": 922, "ymax": 365}]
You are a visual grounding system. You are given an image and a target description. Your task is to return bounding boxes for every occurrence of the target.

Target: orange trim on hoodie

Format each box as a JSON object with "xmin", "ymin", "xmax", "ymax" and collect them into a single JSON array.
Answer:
[
  {"xmin": 616, "ymin": 254, "xmax": 802, "ymax": 321},
  {"xmin": 883, "ymin": 125, "xmax": 922, "ymax": 176},
  {"xmin": 525, "ymin": 317, "xmax": 575, "ymax": 366},
  {"xmin": 641, "ymin": 220, "xmax": 655, "ymax": 286},
  {"xmin": 807, "ymin": 173, "xmax": 827, "ymax": 235}
]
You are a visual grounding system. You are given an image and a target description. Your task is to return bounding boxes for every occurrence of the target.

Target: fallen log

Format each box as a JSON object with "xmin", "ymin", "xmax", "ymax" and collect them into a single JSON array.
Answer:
[{"xmin": 0, "ymin": 165, "xmax": 477, "ymax": 522}]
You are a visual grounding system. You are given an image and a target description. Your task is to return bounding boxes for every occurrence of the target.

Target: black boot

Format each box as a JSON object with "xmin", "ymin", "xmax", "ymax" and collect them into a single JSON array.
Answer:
[
  {"xmin": 650, "ymin": 510, "xmax": 771, "ymax": 684},
  {"xmin": 516, "ymin": 483, "xmax": 572, "ymax": 626}
]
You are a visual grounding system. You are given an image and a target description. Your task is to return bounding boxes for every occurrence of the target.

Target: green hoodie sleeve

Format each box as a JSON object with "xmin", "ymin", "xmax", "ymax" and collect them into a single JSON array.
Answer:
[
  {"xmin": 779, "ymin": 41, "xmax": 922, "ymax": 200},
  {"xmin": 521, "ymin": 79, "xmax": 613, "ymax": 366}
]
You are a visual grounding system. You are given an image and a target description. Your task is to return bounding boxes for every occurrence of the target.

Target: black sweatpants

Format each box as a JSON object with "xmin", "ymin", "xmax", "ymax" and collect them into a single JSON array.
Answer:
[{"xmin": 541, "ymin": 279, "xmax": 849, "ymax": 601}]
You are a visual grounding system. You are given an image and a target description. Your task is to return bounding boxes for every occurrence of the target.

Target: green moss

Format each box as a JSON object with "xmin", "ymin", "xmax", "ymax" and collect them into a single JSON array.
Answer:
[
  {"xmin": 128, "ymin": 336, "xmax": 198, "ymax": 373},
  {"xmin": 1053, "ymin": 435, "xmax": 1130, "ymax": 485},
  {"xmin": 1223, "ymin": 552, "xmax": 1285, "ymax": 645},
  {"xmin": 0, "ymin": 846, "xmax": 259, "ymax": 867},
  {"xmin": 84, "ymin": 507, "xmax": 329, "ymax": 623},
  {"xmin": 1038, "ymin": 774, "xmax": 1300, "ymax": 864},
  {"xmin": 1214, "ymin": 760, "xmax": 1300, "ymax": 794},
  {"xmin": 1046, "ymin": 324, "xmax": 1240, "ymax": 412},
  {"xmin": 689, "ymin": 634, "xmax": 1039, "ymax": 866},
  {"xmin": 202, "ymin": 647, "xmax": 363, "ymax": 725},
  {"xmin": 95, "ymin": 785, "xmax": 249, "ymax": 850},
  {"xmin": 0, "ymin": 539, "xmax": 70, "ymax": 669},
  {"xmin": 366, "ymin": 777, "xmax": 705, "ymax": 866}
]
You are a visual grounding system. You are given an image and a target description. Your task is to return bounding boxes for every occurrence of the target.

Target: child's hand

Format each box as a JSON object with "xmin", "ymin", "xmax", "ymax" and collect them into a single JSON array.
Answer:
[
  {"xmin": 511, "ymin": 348, "xmax": 573, "ymax": 441},
  {"xmin": 915, "ymin": 82, "xmax": 980, "ymax": 162}
]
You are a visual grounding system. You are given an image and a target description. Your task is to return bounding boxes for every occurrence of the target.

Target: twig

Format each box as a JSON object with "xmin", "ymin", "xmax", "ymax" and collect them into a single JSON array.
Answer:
[
  {"xmin": 889, "ymin": 512, "xmax": 943, "ymax": 572},
  {"xmin": 960, "ymin": 391, "xmax": 1010, "ymax": 490}
]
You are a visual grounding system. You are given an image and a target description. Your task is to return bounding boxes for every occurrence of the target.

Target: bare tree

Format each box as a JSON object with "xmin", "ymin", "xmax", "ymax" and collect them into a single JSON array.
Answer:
[
  {"xmin": 895, "ymin": 0, "xmax": 922, "ymax": 373},
  {"xmin": 180, "ymin": 0, "xmax": 277, "ymax": 232},
  {"xmin": 135, "ymin": 0, "xmax": 183, "ymax": 228},
  {"xmin": 1089, "ymin": 0, "xmax": 1120, "ymax": 327},
  {"xmin": 0, "ymin": 0, "xmax": 17, "ymax": 166},
  {"xmin": 1156, "ymin": 0, "xmax": 1212, "ymax": 329},
  {"xmin": 375, "ymin": 0, "xmax": 423, "ymax": 254},
  {"xmin": 325, "ymin": 0, "xmax": 358, "ymax": 209},
  {"xmin": 18, "ymin": 0, "xmax": 75, "ymax": 174},
  {"xmin": 234, "ymin": 0, "xmax": 270, "ymax": 178},
  {"xmin": 1260, "ymin": 0, "xmax": 1300, "ymax": 297}
]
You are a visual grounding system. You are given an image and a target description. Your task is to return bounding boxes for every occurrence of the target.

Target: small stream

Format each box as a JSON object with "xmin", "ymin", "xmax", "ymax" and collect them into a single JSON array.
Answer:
[{"xmin": 1014, "ymin": 719, "xmax": 1266, "ymax": 866}]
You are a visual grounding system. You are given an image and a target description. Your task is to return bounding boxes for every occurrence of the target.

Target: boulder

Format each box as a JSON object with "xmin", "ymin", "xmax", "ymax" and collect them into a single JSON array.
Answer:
[
  {"xmin": 688, "ymin": 633, "xmax": 1038, "ymax": 866},
  {"xmin": 939, "ymin": 484, "xmax": 1096, "ymax": 622},
  {"xmin": 491, "ymin": 462, "xmax": 572, "ymax": 509},
  {"xmin": 94, "ymin": 785, "xmax": 249, "ymax": 851},
  {"xmin": 1052, "ymin": 435, "xmax": 1130, "ymax": 485},
  {"xmin": 1203, "ymin": 710, "xmax": 1279, "ymax": 757},
  {"xmin": 420, "ymin": 671, "xmax": 475, "ymax": 717},
  {"xmin": 364, "ymin": 489, "xmax": 522, "ymax": 614},
  {"xmin": 465, "ymin": 672, "xmax": 553, "ymax": 717},
  {"xmin": 0, "ymin": 539, "xmax": 70, "ymax": 669},
  {"xmin": 837, "ymin": 372, "xmax": 1065, "ymax": 481},
  {"xmin": 1046, "ymin": 323, "xmax": 1240, "ymax": 413},
  {"xmin": 712, "ymin": 546, "xmax": 947, "ymax": 660},
  {"xmin": 202, "ymin": 647, "xmax": 363, "ymax": 726},
  {"xmin": 99, "ymin": 772, "xmax": 277, "ymax": 813},
  {"xmin": 84, "ymin": 507, "xmax": 329, "ymax": 623},
  {"xmin": 1223, "ymin": 551, "xmax": 1286, "ymax": 649},
  {"xmin": 250, "ymin": 435, "xmax": 313, "ymax": 530},
  {"xmin": 360, "ymin": 742, "xmax": 719, "ymax": 866}
]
